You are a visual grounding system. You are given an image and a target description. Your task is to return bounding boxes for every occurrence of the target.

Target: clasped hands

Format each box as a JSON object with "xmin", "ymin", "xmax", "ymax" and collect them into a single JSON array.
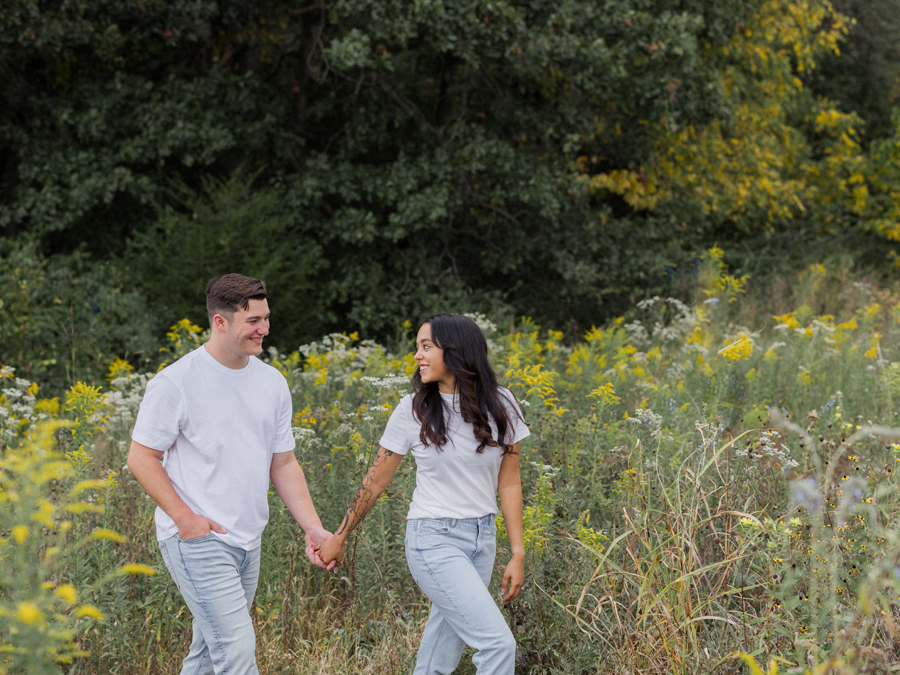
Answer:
[
  {"xmin": 300, "ymin": 527, "xmax": 342, "ymax": 571},
  {"xmin": 310, "ymin": 532, "xmax": 345, "ymax": 570}
]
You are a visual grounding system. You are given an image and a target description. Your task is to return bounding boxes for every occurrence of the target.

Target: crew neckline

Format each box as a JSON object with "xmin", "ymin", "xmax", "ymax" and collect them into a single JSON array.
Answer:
[
  {"xmin": 200, "ymin": 344, "xmax": 255, "ymax": 374},
  {"xmin": 439, "ymin": 390, "xmax": 460, "ymax": 413}
]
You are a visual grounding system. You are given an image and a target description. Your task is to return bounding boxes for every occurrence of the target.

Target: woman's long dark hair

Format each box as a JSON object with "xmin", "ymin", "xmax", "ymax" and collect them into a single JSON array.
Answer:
[{"xmin": 412, "ymin": 313, "xmax": 523, "ymax": 454}]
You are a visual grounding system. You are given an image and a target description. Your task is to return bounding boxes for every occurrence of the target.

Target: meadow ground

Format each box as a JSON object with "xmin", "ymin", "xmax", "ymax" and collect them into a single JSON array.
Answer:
[{"xmin": 5, "ymin": 250, "xmax": 900, "ymax": 674}]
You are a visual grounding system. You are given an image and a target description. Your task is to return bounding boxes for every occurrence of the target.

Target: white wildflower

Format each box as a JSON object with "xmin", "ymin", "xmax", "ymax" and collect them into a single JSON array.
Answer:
[
  {"xmin": 736, "ymin": 429, "xmax": 798, "ymax": 472},
  {"xmin": 11, "ymin": 403, "xmax": 33, "ymax": 416},
  {"xmin": 629, "ymin": 408, "xmax": 670, "ymax": 442},
  {"xmin": 636, "ymin": 296, "xmax": 662, "ymax": 310},
  {"xmin": 361, "ymin": 374, "xmax": 409, "ymax": 389},
  {"xmin": 464, "ymin": 312, "xmax": 498, "ymax": 336},
  {"xmin": 624, "ymin": 321, "xmax": 649, "ymax": 345},
  {"xmin": 529, "ymin": 461, "xmax": 561, "ymax": 478},
  {"xmin": 464, "ymin": 313, "xmax": 503, "ymax": 354}
]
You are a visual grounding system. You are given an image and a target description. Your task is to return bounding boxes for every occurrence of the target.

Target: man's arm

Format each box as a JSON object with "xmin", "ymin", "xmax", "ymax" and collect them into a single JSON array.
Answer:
[
  {"xmin": 497, "ymin": 442, "xmax": 525, "ymax": 603},
  {"xmin": 126, "ymin": 440, "xmax": 226, "ymax": 539},
  {"xmin": 269, "ymin": 451, "xmax": 334, "ymax": 570},
  {"xmin": 316, "ymin": 446, "xmax": 404, "ymax": 564}
]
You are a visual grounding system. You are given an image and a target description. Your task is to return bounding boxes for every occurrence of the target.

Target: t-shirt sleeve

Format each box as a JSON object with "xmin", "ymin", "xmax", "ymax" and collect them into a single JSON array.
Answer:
[
  {"xmin": 131, "ymin": 374, "xmax": 184, "ymax": 452},
  {"xmin": 379, "ymin": 395, "xmax": 413, "ymax": 455},
  {"xmin": 273, "ymin": 376, "xmax": 295, "ymax": 453},
  {"xmin": 500, "ymin": 388, "xmax": 530, "ymax": 445}
]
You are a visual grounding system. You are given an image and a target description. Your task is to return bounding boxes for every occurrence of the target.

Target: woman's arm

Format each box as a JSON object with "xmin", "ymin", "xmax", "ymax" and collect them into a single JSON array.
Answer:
[
  {"xmin": 497, "ymin": 442, "xmax": 525, "ymax": 603},
  {"xmin": 317, "ymin": 446, "xmax": 404, "ymax": 564}
]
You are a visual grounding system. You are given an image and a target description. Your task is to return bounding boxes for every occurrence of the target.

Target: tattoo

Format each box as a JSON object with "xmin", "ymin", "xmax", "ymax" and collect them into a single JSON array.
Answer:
[{"xmin": 336, "ymin": 449, "xmax": 396, "ymax": 536}]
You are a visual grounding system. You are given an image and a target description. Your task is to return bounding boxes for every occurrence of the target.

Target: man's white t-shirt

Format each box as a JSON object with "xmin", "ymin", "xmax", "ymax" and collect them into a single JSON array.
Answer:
[
  {"xmin": 379, "ymin": 388, "xmax": 529, "ymax": 520},
  {"xmin": 131, "ymin": 345, "xmax": 295, "ymax": 550}
]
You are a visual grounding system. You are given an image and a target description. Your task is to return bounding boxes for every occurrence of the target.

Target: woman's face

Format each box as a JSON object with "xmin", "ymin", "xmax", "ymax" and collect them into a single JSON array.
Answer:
[{"xmin": 415, "ymin": 323, "xmax": 455, "ymax": 393}]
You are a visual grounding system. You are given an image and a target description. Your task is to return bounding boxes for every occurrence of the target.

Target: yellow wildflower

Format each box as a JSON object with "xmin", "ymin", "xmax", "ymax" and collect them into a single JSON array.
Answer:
[
  {"xmin": 90, "ymin": 529, "xmax": 127, "ymax": 543},
  {"xmin": 75, "ymin": 605, "xmax": 105, "ymax": 620},
  {"xmin": 56, "ymin": 585, "xmax": 77, "ymax": 605},
  {"xmin": 17, "ymin": 603, "xmax": 43, "ymax": 624},
  {"xmin": 719, "ymin": 337, "xmax": 753, "ymax": 361},
  {"xmin": 119, "ymin": 564, "xmax": 157, "ymax": 576}
]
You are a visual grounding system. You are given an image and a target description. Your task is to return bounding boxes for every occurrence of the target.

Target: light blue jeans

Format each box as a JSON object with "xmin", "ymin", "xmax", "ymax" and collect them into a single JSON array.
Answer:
[
  {"xmin": 158, "ymin": 534, "xmax": 261, "ymax": 675},
  {"xmin": 405, "ymin": 515, "xmax": 516, "ymax": 675}
]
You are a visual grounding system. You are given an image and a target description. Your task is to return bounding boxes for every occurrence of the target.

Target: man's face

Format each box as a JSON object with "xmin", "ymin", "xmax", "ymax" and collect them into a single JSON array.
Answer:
[{"xmin": 220, "ymin": 298, "xmax": 270, "ymax": 358}]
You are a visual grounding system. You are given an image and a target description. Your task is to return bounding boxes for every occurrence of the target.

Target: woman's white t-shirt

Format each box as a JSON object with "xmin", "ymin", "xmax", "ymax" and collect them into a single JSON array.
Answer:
[{"xmin": 379, "ymin": 388, "xmax": 529, "ymax": 520}]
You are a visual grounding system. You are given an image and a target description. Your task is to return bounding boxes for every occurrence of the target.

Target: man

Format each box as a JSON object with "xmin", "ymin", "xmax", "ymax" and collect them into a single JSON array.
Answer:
[{"xmin": 127, "ymin": 274, "xmax": 332, "ymax": 675}]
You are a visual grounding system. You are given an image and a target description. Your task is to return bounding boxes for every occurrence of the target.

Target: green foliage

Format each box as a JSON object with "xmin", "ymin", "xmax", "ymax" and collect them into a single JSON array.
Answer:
[
  {"xmin": 809, "ymin": 0, "xmax": 900, "ymax": 143},
  {"xmin": 0, "ymin": 0, "xmax": 272, "ymax": 238},
  {"xmin": 0, "ymin": 416, "xmax": 155, "ymax": 675},
  {"xmin": 5, "ymin": 0, "xmax": 900, "ymax": 358},
  {"xmin": 63, "ymin": 382, "xmax": 110, "ymax": 457},
  {"xmin": 4, "ymin": 254, "xmax": 900, "ymax": 672},
  {"xmin": 1, "ymin": 0, "xmax": 760, "ymax": 341},
  {"xmin": 0, "ymin": 422, "xmax": 90, "ymax": 674},
  {"xmin": 127, "ymin": 172, "xmax": 326, "ymax": 345},
  {"xmin": 498, "ymin": 462, "xmax": 560, "ymax": 555},
  {"xmin": 0, "ymin": 242, "xmax": 159, "ymax": 392},
  {"xmin": 6, "ymin": 0, "xmax": 900, "ymax": 350}
]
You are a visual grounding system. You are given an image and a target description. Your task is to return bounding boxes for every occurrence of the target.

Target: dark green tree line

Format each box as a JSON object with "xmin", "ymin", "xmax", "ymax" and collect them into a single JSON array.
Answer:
[{"xmin": 2, "ymin": 0, "xmax": 899, "ymax": 387}]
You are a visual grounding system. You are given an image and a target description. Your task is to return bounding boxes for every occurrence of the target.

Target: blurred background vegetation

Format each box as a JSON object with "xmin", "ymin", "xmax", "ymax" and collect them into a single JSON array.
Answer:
[
  {"xmin": 8, "ymin": 254, "xmax": 900, "ymax": 674},
  {"xmin": 4, "ymin": 0, "xmax": 900, "ymax": 389},
  {"xmin": 9, "ymin": 3, "xmax": 900, "ymax": 672}
]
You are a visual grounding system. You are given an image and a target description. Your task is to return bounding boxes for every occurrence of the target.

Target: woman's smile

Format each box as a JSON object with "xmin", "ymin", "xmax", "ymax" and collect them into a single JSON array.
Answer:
[{"xmin": 415, "ymin": 323, "xmax": 455, "ymax": 393}]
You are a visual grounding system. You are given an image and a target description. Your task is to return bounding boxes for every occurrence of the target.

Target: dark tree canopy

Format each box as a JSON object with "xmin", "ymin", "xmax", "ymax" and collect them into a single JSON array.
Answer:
[{"xmin": 1, "ymin": 0, "xmax": 897, "ymax": 387}]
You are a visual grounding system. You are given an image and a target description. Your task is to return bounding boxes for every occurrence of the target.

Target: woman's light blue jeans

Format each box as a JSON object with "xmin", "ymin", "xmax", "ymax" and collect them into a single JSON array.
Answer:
[
  {"xmin": 405, "ymin": 514, "xmax": 516, "ymax": 675},
  {"xmin": 158, "ymin": 534, "xmax": 261, "ymax": 675}
]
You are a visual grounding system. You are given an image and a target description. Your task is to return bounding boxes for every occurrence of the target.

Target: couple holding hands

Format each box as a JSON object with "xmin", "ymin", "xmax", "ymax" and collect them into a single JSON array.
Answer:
[{"xmin": 127, "ymin": 274, "xmax": 529, "ymax": 675}]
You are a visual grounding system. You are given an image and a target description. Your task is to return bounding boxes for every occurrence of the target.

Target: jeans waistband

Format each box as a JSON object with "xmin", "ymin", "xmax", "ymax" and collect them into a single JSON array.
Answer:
[{"xmin": 409, "ymin": 514, "xmax": 495, "ymax": 529}]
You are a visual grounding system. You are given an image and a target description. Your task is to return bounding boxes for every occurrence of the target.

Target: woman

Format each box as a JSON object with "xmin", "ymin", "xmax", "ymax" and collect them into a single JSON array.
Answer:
[{"xmin": 316, "ymin": 313, "xmax": 528, "ymax": 675}]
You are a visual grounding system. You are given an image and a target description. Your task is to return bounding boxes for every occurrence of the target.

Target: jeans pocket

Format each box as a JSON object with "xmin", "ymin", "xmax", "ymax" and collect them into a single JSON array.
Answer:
[
  {"xmin": 178, "ymin": 533, "xmax": 216, "ymax": 545},
  {"xmin": 417, "ymin": 519, "xmax": 451, "ymax": 537}
]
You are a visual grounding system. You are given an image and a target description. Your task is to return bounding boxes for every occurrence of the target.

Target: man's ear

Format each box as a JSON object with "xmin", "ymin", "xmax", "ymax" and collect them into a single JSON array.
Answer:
[{"xmin": 212, "ymin": 313, "xmax": 229, "ymax": 332}]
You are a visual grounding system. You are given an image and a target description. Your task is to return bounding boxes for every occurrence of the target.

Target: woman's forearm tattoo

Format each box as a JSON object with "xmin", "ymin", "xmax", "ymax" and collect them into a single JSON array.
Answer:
[{"xmin": 336, "ymin": 449, "xmax": 395, "ymax": 536}]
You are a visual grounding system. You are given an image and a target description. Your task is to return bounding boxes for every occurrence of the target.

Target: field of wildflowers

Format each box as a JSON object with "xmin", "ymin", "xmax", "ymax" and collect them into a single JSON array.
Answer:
[{"xmin": 4, "ymin": 248, "xmax": 900, "ymax": 674}]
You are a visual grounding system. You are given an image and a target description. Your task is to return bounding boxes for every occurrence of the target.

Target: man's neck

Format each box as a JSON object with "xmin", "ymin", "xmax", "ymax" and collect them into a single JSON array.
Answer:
[{"xmin": 203, "ymin": 341, "xmax": 249, "ymax": 370}]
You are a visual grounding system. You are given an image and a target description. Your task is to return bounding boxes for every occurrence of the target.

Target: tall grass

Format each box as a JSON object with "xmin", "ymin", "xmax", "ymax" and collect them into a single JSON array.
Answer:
[{"xmin": 3, "ymin": 249, "xmax": 900, "ymax": 673}]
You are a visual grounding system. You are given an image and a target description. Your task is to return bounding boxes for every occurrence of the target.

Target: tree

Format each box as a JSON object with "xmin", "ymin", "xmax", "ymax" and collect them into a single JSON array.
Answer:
[
  {"xmin": 4, "ymin": 0, "xmax": 891, "ymax": 351},
  {"xmin": 808, "ymin": 0, "xmax": 900, "ymax": 143},
  {"xmin": 0, "ymin": 241, "xmax": 157, "ymax": 388}
]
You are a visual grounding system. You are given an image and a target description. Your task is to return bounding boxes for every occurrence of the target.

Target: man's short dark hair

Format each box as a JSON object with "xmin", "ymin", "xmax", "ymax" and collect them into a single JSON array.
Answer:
[{"xmin": 205, "ymin": 274, "xmax": 267, "ymax": 325}]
